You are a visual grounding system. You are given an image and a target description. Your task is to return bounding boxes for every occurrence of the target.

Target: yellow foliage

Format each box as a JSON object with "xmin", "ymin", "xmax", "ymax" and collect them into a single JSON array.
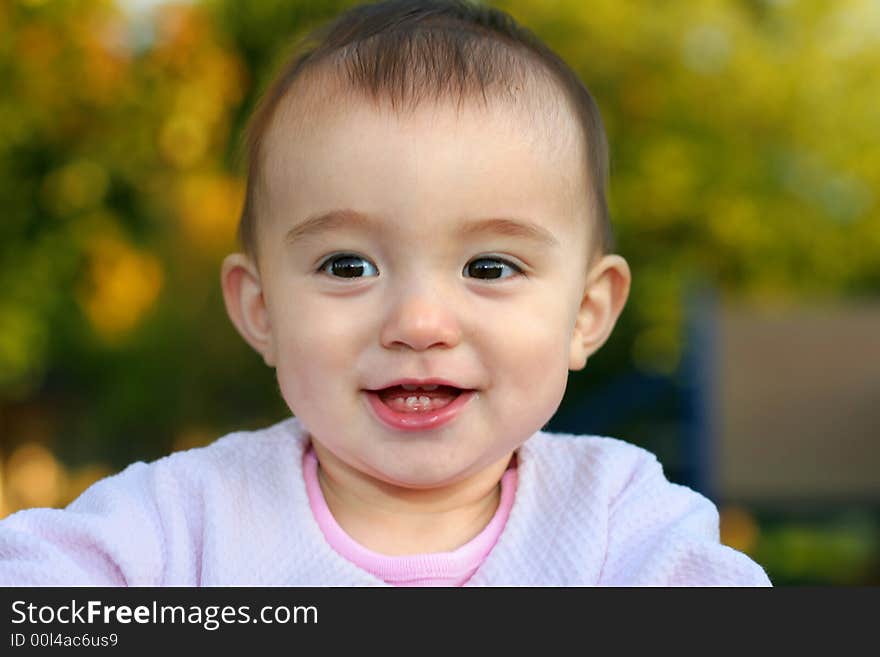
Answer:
[
  {"xmin": 160, "ymin": 113, "xmax": 210, "ymax": 168},
  {"xmin": 707, "ymin": 196, "xmax": 767, "ymax": 249},
  {"xmin": 0, "ymin": 306, "xmax": 48, "ymax": 389},
  {"xmin": 637, "ymin": 137, "xmax": 699, "ymax": 222},
  {"xmin": 78, "ymin": 235, "xmax": 164, "ymax": 342},
  {"xmin": 42, "ymin": 159, "xmax": 109, "ymax": 215},
  {"xmin": 15, "ymin": 22, "xmax": 60, "ymax": 64},
  {"xmin": 151, "ymin": 2, "xmax": 214, "ymax": 71},
  {"xmin": 176, "ymin": 173, "xmax": 245, "ymax": 253},
  {"xmin": 3, "ymin": 443, "xmax": 64, "ymax": 512},
  {"xmin": 720, "ymin": 505, "xmax": 761, "ymax": 555},
  {"xmin": 0, "ymin": 444, "xmax": 112, "ymax": 518}
]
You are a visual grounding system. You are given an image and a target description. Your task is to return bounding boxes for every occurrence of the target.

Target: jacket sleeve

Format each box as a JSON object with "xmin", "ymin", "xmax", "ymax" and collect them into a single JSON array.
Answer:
[
  {"xmin": 0, "ymin": 461, "xmax": 173, "ymax": 586},
  {"xmin": 598, "ymin": 452, "xmax": 772, "ymax": 586}
]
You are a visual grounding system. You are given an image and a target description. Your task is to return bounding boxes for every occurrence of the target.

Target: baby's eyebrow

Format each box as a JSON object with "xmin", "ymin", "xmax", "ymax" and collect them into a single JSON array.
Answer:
[
  {"xmin": 285, "ymin": 209, "xmax": 372, "ymax": 245},
  {"xmin": 285, "ymin": 209, "xmax": 560, "ymax": 248}
]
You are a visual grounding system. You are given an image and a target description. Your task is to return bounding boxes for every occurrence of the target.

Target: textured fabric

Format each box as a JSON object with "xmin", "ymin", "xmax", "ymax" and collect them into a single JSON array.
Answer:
[
  {"xmin": 0, "ymin": 416, "xmax": 771, "ymax": 586},
  {"xmin": 302, "ymin": 444, "xmax": 518, "ymax": 586}
]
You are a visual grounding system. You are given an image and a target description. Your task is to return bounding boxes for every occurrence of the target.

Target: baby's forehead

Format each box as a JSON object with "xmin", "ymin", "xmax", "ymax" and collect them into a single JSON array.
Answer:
[
  {"xmin": 263, "ymin": 65, "xmax": 585, "ymax": 172},
  {"xmin": 259, "ymin": 88, "xmax": 587, "ymax": 232}
]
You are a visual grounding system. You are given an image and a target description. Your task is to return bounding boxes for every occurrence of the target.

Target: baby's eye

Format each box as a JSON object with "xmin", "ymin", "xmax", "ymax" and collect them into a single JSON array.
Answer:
[
  {"xmin": 463, "ymin": 257, "xmax": 523, "ymax": 280},
  {"xmin": 317, "ymin": 254, "xmax": 379, "ymax": 278}
]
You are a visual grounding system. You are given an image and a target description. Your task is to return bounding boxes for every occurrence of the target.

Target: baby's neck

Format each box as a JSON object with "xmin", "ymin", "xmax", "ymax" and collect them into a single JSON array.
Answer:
[{"xmin": 311, "ymin": 443, "xmax": 513, "ymax": 556}]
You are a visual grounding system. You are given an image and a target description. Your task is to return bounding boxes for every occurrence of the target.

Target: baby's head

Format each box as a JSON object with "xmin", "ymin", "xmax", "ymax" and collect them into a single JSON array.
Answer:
[{"xmin": 222, "ymin": 0, "xmax": 630, "ymax": 492}]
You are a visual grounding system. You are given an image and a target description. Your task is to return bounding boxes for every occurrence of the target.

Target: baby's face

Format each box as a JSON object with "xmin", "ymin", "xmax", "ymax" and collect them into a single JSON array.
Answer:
[{"xmin": 254, "ymin": 96, "xmax": 594, "ymax": 489}]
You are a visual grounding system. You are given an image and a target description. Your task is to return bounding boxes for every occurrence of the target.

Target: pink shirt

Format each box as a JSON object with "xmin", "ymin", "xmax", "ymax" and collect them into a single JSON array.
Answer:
[
  {"xmin": 303, "ymin": 446, "xmax": 518, "ymax": 586},
  {"xmin": 0, "ymin": 417, "xmax": 772, "ymax": 586}
]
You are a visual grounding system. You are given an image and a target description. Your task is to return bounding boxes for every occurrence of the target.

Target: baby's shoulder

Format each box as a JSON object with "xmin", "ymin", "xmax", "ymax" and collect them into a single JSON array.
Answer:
[
  {"xmin": 75, "ymin": 416, "xmax": 306, "ymax": 503},
  {"xmin": 528, "ymin": 429, "xmax": 656, "ymax": 462},
  {"xmin": 516, "ymin": 429, "xmax": 694, "ymax": 522},
  {"xmin": 162, "ymin": 417, "xmax": 301, "ymax": 467},
  {"xmin": 140, "ymin": 416, "xmax": 306, "ymax": 488},
  {"xmin": 523, "ymin": 429, "xmax": 663, "ymax": 493}
]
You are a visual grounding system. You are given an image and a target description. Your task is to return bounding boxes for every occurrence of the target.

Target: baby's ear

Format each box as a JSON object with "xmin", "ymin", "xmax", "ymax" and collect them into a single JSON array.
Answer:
[
  {"xmin": 221, "ymin": 253, "xmax": 277, "ymax": 367},
  {"xmin": 569, "ymin": 254, "xmax": 631, "ymax": 371}
]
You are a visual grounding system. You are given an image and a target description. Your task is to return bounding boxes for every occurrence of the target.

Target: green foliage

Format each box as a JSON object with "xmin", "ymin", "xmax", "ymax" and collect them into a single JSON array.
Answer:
[
  {"xmin": 1, "ymin": 0, "xmax": 285, "ymax": 464},
  {"xmin": 754, "ymin": 509, "xmax": 880, "ymax": 585}
]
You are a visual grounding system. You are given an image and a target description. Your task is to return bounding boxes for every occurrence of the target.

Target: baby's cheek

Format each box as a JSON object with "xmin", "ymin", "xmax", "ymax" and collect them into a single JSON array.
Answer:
[
  {"xmin": 494, "ymin": 327, "xmax": 569, "ymax": 424},
  {"xmin": 273, "ymin": 337, "xmax": 329, "ymax": 409},
  {"xmin": 273, "ymin": 352, "xmax": 310, "ymax": 417}
]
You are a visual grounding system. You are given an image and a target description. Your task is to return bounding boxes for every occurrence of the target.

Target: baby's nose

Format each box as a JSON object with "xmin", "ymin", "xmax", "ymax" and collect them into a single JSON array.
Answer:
[{"xmin": 379, "ymin": 288, "xmax": 462, "ymax": 351}]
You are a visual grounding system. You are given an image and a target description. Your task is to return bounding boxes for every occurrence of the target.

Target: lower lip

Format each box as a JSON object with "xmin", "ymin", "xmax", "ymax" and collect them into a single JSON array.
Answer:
[{"xmin": 364, "ymin": 389, "xmax": 476, "ymax": 432}]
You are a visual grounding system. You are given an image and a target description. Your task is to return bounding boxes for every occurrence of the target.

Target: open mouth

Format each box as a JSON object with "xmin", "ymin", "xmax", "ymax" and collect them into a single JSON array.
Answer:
[
  {"xmin": 364, "ymin": 383, "xmax": 476, "ymax": 431},
  {"xmin": 371, "ymin": 384, "xmax": 465, "ymax": 413}
]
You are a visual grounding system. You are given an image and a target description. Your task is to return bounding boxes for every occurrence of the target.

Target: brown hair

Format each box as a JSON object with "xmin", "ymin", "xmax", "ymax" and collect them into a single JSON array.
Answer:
[{"xmin": 238, "ymin": 0, "xmax": 613, "ymax": 262}]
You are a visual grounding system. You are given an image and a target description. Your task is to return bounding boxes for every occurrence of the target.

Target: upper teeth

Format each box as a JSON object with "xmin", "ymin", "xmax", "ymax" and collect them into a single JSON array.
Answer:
[{"xmin": 401, "ymin": 384, "xmax": 439, "ymax": 391}]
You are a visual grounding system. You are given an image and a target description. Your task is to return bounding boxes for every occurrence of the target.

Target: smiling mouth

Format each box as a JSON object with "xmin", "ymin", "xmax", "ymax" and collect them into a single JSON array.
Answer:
[{"xmin": 370, "ymin": 385, "xmax": 465, "ymax": 413}]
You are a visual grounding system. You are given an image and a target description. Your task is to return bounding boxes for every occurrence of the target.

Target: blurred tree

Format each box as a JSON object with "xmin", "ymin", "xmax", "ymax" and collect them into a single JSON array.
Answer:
[
  {"xmin": 0, "ymin": 0, "xmax": 284, "ymax": 472},
  {"xmin": 498, "ymin": 0, "xmax": 880, "ymax": 378}
]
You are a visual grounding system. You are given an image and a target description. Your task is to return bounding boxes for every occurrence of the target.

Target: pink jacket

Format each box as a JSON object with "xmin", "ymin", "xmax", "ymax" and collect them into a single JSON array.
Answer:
[{"xmin": 0, "ymin": 417, "xmax": 771, "ymax": 586}]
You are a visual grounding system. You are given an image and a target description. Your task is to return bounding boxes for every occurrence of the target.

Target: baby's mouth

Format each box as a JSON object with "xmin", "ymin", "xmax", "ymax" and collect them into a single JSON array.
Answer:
[{"xmin": 372, "ymin": 384, "xmax": 463, "ymax": 413}]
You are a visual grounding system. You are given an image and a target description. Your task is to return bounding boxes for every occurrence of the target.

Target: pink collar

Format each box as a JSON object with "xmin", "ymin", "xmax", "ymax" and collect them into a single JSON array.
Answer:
[{"xmin": 302, "ymin": 445, "xmax": 518, "ymax": 586}]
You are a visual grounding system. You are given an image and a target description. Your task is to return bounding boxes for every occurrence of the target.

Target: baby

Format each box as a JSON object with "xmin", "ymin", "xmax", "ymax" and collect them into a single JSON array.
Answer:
[{"xmin": 0, "ymin": 0, "xmax": 770, "ymax": 586}]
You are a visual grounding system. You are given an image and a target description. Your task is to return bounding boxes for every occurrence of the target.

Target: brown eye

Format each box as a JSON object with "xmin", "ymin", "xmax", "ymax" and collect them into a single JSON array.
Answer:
[
  {"xmin": 464, "ymin": 257, "xmax": 521, "ymax": 280},
  {"xmin": 319, "ymin": 254, "xmax": 378, "ymax": 278}
]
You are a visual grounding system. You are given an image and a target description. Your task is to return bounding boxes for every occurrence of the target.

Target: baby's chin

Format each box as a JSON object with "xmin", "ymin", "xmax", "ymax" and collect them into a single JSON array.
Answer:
[
  {"xmin": 363, "ymin": 458, "xmax": 475, "ymax": 491},
  {"xmin": 307, "ymin": 434, "xmax": 461, "ymax": 487},
  {"xmin": 305, "ymin": 419, "xmax": 518, "ymax": 497},
  {"xmin": 362, "ymin": 449, "xmax": 513, "ymax": 499}
]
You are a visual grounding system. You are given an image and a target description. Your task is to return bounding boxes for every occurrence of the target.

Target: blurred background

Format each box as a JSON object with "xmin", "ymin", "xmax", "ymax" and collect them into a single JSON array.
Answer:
[{"xmin": 1, "ymin": 0, "xmax": 878, "ymax": 584}]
